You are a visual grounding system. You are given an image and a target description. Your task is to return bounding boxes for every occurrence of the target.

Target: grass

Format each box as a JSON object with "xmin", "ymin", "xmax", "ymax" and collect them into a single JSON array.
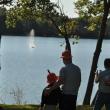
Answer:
[
  {"xmin": 0, "ymin": 104, "xmax": 39, "ymax": 110},
  {"xmin": 0, "ymin": 104, "xmax": 106, "ymax": 110}
]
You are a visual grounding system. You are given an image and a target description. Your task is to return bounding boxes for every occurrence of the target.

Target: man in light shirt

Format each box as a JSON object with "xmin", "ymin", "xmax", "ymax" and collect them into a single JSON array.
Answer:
[{"xmin": 45, "ymin": 50, "xmax": 81, "ymax": 110}]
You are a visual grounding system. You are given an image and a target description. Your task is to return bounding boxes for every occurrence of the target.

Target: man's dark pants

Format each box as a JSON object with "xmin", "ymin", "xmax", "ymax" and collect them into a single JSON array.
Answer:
[{"xmin": 59, "ymin": 94, "xmax": 77, "ymax": 110}]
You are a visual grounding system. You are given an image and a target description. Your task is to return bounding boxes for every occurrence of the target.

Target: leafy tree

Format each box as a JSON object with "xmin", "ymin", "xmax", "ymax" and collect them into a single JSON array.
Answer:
[
  {"xmin": 75, "ymin": 0, "xmax": 110, "ymax": 105},
  {"xmin": 0, "ymin": 0, "xmax": 14, "ymax": 35},
  {"xmin": 5, "ymin": 0, "xmax": 79, "ymax": 51}
]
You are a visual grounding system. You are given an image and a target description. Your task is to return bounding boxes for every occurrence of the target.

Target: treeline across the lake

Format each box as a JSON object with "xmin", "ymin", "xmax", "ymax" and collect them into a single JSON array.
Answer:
[{"xmin": 0, "ymin": 8, "xmax": 110, "ymax": 39}]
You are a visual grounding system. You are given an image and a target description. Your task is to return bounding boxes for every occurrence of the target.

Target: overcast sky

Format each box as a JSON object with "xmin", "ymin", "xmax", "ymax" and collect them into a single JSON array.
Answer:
[{"xmin": 50, "ymin": 0, "xmax": 78, "ymax": 18}]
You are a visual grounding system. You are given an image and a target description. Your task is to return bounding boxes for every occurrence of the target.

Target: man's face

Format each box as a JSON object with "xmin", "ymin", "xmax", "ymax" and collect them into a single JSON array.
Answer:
[
  {"xmin": 62, "ymin": 57, "xmax": 72, "ymax": 65},
  {"xmin": 63, "ymin": 58, "xmax": 69, "ymax": 65}
]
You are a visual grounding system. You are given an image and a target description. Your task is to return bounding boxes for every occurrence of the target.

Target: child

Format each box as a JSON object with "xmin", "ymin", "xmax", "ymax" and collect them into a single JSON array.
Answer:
[{"xmin": 39, "ymin": 70, "xmax": 62, "ymax": 110}]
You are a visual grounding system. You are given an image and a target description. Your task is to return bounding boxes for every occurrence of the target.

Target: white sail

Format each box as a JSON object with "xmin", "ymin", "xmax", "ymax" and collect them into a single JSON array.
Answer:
[{"xmin": 29, "ymin": 29, "xmax": 36, "ymax": 48}]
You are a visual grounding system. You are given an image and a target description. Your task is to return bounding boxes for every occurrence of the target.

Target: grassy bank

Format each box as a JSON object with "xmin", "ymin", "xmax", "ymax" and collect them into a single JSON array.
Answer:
[
  {"xmin": 0, "ymin": 104, "xmax": 39, "ymax": 110},
  {"xmin": 0, "ymin": 104, "xmax": 106, "ymax": 110}
]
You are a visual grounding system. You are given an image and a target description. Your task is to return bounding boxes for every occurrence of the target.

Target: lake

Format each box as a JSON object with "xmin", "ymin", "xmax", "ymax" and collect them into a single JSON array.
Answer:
[{"xmin": 0, "ymin": 36, "xmax": 110, "ymax": 105}]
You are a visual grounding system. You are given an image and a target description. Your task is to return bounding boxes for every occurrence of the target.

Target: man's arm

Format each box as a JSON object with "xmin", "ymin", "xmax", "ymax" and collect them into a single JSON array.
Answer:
[
  {"xmin": 94, "ymin": 70, "xmax": 99, "ymax": 83},
  {"xmin": 51, "ymin": 78, "xmax": 64, "ymax": 91},
  {"xmin": 44, "ymin": 77, "xmax": 64, "ymax": 95}
]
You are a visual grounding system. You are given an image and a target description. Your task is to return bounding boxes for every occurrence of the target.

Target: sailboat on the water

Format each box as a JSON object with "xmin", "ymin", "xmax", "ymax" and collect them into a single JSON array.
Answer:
[{"xmin": 29, "ymin": 29, "xmax": 36, "ymax": 48}]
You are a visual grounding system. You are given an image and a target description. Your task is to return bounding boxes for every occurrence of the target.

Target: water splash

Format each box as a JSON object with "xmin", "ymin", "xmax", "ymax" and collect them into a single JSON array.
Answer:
[{"xmin": 29, "ymin": 29, "xmax": 36, "ymax": 48}]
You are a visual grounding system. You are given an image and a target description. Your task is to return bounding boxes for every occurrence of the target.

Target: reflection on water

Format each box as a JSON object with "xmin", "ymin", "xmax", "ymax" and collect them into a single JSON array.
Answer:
[{"xmin": 0, "ymin": 36, "xmax": 110, "ymax": 105}]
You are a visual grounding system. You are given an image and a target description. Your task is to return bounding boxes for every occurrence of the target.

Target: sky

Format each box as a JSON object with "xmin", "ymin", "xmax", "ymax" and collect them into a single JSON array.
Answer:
[{"xmin": 50, "ymin": 0, "xmax": 78, "ymax": 18}]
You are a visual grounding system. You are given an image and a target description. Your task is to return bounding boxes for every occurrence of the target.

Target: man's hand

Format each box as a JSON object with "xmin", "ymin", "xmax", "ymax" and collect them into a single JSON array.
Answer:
[
  {"xmin": 44, "ymin": 88, "xmax": 51, "ymax": 96},
  {"xmin": 95, "ymin": 70, "xmax": 99, "ymax": 83}
]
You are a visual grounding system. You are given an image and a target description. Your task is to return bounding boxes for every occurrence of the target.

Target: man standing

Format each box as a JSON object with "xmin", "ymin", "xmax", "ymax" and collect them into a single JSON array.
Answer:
[
  {"xmin": 45, "ymin": 50, "xmax": 81, "ymax": 110},
  {"xmin": 94, "ymin": 58, "xmax": 110, "ymax": 110}
]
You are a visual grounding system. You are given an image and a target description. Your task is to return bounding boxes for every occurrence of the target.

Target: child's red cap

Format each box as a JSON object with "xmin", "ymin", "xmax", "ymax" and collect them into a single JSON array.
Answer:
[{"xmin": 47, "ymin": 70, "xmax": 58, "ymax": 84}]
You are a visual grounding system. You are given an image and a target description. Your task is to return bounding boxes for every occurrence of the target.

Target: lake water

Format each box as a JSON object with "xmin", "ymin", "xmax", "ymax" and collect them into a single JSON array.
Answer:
[{"xmin": 0, "ymin": 36, "xmax": 110, "ymax": 105}]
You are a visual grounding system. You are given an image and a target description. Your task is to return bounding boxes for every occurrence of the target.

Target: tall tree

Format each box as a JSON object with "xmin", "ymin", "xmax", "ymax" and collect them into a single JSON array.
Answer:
[
  {"xmin": 5, "ymin": 0, "xmax": 78, "ymax": 51},
  {"xmin": 75, "ymin": 0, "xmax": 110, "ymax": 105}
]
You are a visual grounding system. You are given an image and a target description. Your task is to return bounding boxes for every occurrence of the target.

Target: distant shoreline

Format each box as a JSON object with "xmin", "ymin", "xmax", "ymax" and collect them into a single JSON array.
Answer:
[{"xmin": 1, "ymin": 34, "xmax": 110, "ymax": 39}]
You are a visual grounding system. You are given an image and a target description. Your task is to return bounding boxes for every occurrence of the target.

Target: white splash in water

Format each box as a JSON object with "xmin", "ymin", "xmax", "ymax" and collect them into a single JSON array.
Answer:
[{"xmin": 29, "ymin": 29, "xmax": 36, "ymax": 48}]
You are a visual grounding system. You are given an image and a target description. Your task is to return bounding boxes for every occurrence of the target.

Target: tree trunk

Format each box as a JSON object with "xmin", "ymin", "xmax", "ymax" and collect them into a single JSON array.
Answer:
[
  {"xmin": 46, "ymin": 16, "xmax": 71, "ymax": 52},
  {"xmin": 83, "ymin": 0, "xmax": 110, "ymax": 105},
  {"xmin": 64, "ymin": 36, "xmax": 71, "ymax": 51}
]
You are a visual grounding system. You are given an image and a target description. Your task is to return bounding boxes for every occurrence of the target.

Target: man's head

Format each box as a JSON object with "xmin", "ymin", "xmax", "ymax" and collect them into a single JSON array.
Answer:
[
  {"xmin": 104, "ymin": 58, "xmax": 110, "ymax": 69},
  {"xmin": 61, "ymin": 50, "xmax": 72, "ymax": 64}
]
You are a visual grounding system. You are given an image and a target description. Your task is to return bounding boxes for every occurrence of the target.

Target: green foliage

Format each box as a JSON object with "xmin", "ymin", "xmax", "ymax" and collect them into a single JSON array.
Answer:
[
  {"xmin": 75, "ymin": 0, "xmax": 104, "ymax": 31},
  {"xmin": 59, "ymin": 19, "xmax": 78, "ymax": 36},
  {"xmin": 0, "ymin": 7, "xmax": 6, "ymax": 16},
  {"xmin": 5, "ymin": 0, "xmax": 78, "ymax": 38},
  {"xmin": 5, "ymin": 0, "xmax": 41, "ymax": 28},
  {"xmin": 36, "ymin": 0, "xmax": 79, "ymax": 38}
]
